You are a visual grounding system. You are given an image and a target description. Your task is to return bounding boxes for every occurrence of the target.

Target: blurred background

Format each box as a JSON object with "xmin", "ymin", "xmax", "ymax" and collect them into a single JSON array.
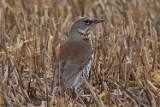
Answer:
[{"xmin": 0, "ymin": 0, "xmax": 160, "ymax": 106}]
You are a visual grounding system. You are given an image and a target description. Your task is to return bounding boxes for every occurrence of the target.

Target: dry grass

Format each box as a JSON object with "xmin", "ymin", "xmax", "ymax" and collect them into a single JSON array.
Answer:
[{"xmin": 0, "ymin": 0, "xmax": 160, "ymax": 107}]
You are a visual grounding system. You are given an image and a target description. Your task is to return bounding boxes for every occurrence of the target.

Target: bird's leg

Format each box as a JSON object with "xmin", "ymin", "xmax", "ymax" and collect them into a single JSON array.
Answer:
[
  {"xmin": 72, "ymin": 87, "xmax": 78, "ymax": 99},
  {"xmin": 49, "ymin": 79, "xmax": 54, "ymax": 94}
]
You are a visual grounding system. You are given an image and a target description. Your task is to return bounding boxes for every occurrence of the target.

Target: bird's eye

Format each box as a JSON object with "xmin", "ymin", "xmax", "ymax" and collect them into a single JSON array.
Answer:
[{"xmin": 84, "ymin": 20, "xmax": 90, "ymax": 24}]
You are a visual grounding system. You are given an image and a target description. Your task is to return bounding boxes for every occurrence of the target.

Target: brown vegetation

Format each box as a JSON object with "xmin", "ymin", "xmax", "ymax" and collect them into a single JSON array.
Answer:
[{"xmin": 0, "ymin": 0, "xmax": 160, "ymax": 106}]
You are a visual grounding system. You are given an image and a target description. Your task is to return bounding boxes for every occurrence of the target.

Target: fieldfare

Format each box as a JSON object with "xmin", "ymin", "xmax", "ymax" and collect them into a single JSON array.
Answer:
[{"xmin": 50, "ymin": 17, "xmax": 104, "ymax": 93}]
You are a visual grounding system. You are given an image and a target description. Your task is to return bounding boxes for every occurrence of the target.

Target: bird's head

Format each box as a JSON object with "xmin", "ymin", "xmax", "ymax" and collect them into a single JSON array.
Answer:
[{"xmin": 69, "ymin": 17, "xmax": 104, "ymax": 40}]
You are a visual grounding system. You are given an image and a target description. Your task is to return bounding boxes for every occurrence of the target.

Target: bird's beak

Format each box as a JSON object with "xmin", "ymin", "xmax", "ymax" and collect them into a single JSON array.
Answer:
[
  {"xmin": 93, "ymin": 19, "xmax": 105, "ymax": 24},
  {"xmin": 84, "ymin": 18, "xmax": 104, "ymax": 34}
]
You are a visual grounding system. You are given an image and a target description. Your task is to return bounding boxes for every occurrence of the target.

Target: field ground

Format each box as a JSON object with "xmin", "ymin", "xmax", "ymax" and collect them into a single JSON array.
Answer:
[{"xmin": 0, "ymin": 0, "xmax": 160, "ymax": 107}]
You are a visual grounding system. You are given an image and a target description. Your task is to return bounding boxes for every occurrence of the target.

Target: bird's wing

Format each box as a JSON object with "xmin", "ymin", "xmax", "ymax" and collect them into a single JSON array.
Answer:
[
  {"xmin": 56, "ymin": 40, "xmax": 92, "ymax": 88},
  {"xmin": 61, "ymin": 61, "xmax": 83, "ymax": 87}
]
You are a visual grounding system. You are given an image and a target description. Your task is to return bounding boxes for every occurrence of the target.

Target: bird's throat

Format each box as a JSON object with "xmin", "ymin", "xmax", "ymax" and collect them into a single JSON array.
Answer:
[{"xmin": 77, "ymin": 28, "xmax": 90, "ymax": 39}]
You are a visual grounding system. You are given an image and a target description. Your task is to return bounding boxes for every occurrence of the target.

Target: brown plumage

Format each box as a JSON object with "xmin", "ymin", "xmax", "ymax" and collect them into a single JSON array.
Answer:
[{"xmin": 50, "ymin": 17, "xmax": 104, "ymax": 93}]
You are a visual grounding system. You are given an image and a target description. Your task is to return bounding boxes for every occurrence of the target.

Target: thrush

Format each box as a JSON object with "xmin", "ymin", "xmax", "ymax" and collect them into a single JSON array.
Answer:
[{"xmin": 50, "ymin": 17, "xmax": 104, "ymax": 93}]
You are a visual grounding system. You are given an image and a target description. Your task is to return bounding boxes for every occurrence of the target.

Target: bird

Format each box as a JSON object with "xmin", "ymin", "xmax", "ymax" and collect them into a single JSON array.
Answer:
[{"xmin": 50, "ymin": 17, "xmax": 104, "ymax": 93}]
